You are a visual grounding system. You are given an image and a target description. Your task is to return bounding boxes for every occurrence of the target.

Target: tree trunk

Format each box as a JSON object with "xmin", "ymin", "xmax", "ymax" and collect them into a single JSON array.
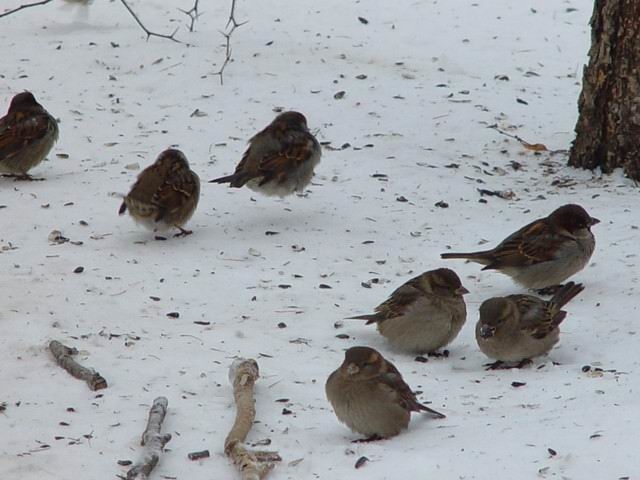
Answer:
[{"xmin": 569, "ymin": 0, "xmax": 640, "ymax": 181}]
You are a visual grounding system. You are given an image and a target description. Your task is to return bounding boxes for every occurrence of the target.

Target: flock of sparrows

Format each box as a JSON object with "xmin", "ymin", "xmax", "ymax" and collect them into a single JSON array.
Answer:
[{"xmin": 1, "ymin": 91, "xmax": 599, "ymax": 442}]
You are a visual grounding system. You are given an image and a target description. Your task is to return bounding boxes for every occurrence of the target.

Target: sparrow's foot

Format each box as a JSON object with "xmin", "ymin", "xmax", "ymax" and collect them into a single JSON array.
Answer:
[
  {"xmin": 3, "ymin": 174, "xmax": 44, "ymax": 181},
  {"xmin": 173, "ymin": 227, "xmax": 193, "ymax": 237},
  {"xmin": 535, "ymin": 285, "xmax": 564, "ymax": 296},
  {"xmin": 428, "ymin": 349, "xmax": 450, "ymax": 359},
  {"xmin": 352, "ymin": 435, "xmax": 384, "ymax": 443},
  {"xmin": 485, "ymin": 359, "xmax": 533, "ymax": 370}
]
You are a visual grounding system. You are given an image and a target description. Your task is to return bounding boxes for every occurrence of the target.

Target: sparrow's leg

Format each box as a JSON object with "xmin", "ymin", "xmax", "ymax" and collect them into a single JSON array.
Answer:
[
  {"xmin": 173, "ymin": 226, "xmax": 193, "ymax": 237},
  {"xmin": 484, "ymin": 359, "xmax": 533, "ymax": 370},
  {"xmin": 516, "ymin": 358, "xmax": 533, "ymax": 369},
  {"xmin": 352, "ymin": 435, "xmax": 384, "ymax": 443}
]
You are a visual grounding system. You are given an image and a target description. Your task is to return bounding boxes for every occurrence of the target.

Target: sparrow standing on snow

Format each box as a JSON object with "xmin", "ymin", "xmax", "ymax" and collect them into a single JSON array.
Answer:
[
  {"xmin": 441, "ymin": 204, "xmax": 599, "ymax": 290},
  {"xmin": 209, "ymin": 111, "xmax": 321, "ymax": 197},
  {"xmin": 348, "ymin": 268, "xmax": 469, "ymax": 354},
  {"xmin": 0, "ymin": 91, "xmax": 58, "ymax": 180},
  {"xmin": 476, "ymin": 281, "xmax": 584, "ymax": 369},
  {"xmin": 119, "ymin": 149, "xmax": 200, "ymax": 236},
  {"xmin": 326, "ymin": 346, "xmax": 445, "ymax": 441}
]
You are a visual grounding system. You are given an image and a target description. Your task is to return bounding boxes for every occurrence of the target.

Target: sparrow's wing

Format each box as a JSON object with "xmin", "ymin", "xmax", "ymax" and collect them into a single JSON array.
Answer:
[
  {"xmin": 0, "ymin": 111, "xmax": 53, "ymax": 160},
  {"xmin": 349, "ymin": 278, "xmax": 424, "ymax": 324},
  {"xmin": 510, "ymin": 294, "xmax": 563, "ymax": 339},
  {"xmin": 256, "ymin": 135, "xmax": 317, "ymax": 186},
  {"xmin": 483, "ymin": 219, "xmax": 572, "ymax": 269},
  {"xmin": 377, "ymin": 367, "xmax": 446, "ymax": 418},
  {"xmin": 152, "ymin": 169, "xmax": 199, "ymax": 221}
]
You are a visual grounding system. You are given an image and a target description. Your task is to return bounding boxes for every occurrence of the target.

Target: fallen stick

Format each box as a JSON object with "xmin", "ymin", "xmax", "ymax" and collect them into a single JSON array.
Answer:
[
  {"xmin": 48, "ymin": 340, "xmax": 107, "ymax": 391},
  {"xmin": 126, "ymin": 397, "xmax": 172, "ymax": 480},
  {"xmin": 224, "ymin": 358, "xmax": 281, "ymax": 480}
]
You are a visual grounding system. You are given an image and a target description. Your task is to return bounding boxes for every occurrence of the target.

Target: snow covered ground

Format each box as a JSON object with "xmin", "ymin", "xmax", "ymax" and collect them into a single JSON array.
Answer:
[{"xmin": 1, "ymin": 0, "xmax": 637, "ymax": 478}]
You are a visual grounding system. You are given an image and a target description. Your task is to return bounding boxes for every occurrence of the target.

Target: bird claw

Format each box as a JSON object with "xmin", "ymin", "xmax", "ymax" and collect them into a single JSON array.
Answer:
[
  {"xmin": 352, "ymin": 435, "xmax": 384, "ymax": 443},
  {"xmin": 3, "ymin": 174, "xmax": 44, "ymax": 181},
  {"xmin": 484, "ymin": 359, "xmax": 532, "ymax": 370},
  {"xmin": 173, "ymin": 227, "xmax": 193, "ymax": 237},
  {"xmin": 428, "ymin": 349, "xmax": 450, "ymax": 358}
]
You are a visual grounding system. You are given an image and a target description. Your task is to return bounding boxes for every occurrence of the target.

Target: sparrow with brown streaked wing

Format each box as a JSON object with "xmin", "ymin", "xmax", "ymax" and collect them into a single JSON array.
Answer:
[
  {"xmin": 209, "ymin": 111, "xmax": 321, "ymax": 198},
  {"xmin": 119, "ymin": 149, "xmax": 200, "ymax": 236},
  {"xmin": 348, "ymin": 268, "xmax": 469, "ymax": 355},
  {"xmin": 476, "ymin": 281, "xmax": 585, "ymax": 369},
  {"xmin": 441, "ymin": 204, "xmax": 599, "ymax": 290},
  {"xmin": 326, "ymin": 346, "xmax": 445, "ymax": 441},
  {"xmin": 0, "ymin": 91, "xmax": 58, "ymax": 180}
]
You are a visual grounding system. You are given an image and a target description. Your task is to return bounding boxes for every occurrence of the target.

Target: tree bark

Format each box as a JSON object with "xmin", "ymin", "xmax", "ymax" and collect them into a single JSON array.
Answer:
[{"xmin": 569, "ymin": 0, "xmax": 640, "ymax": 180}]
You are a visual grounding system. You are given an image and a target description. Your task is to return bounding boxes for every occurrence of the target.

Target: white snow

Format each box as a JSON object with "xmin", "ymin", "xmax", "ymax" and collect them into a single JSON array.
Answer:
[{"xmin": 0, "ymin": 1, "xmax": 637, "ymax": 479}]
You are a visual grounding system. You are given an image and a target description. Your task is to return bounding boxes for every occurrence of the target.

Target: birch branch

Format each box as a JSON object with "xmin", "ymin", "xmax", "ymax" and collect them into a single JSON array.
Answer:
[
  {"xmin": 49, "ymin": 340, "xmax": 108, "ymax": 391},
  {"xmin": 224, "ymin": 358, "xmax": 281, "ymax": 480},
  {"xmin": 126, "ymin": 397, "xmax": 172, "ymax": 480}
]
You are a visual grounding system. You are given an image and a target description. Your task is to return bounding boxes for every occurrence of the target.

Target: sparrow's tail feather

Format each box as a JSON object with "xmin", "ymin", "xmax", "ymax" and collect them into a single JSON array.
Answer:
[
  {"xmin": 416, "ymin": 403, "xmax": 446, "ymax": 419},
  {"xmin": 549, "ymin": 281, "xmax": 584, "ymax": 311},
  {"xmin": 346, "ymin": 314, "xmax": 379, "ymax": 325},
  {"xmin": 209, "ymin": 174, "xmax": 236, "ymax": 184},
  {"xmin": 441, "ymin": 251, "xmax": 493, "ymax": 265}
]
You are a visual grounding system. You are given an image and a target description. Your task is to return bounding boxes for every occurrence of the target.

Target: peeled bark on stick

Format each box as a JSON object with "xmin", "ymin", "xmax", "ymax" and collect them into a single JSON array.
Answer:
[
  {"xmin": 48, "ymin": 340, "xmax": 107, "ymax": 391},
  {"xmin": 126, "ymin": 397, "xmax": 172, "ymax": 480},
  {"xmin": 224, "ymin": 358, "xmax": 281, "ymax": 480},
  {"xmin": 569, "ymin": 0, "xmax": 640, "ymax": 181}
]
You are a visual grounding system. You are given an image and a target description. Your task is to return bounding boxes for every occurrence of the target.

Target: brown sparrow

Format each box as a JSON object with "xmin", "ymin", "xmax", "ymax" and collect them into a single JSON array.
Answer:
[
  {"xmin": 119, "ymin": 149, "xmax": 200, "ymax": 236},
  {"xmin": 476, "ymin": 281, "xmax": 584, "ymax": 369},
  {"xmin": 441, "ymin": 204, "xmax": 599, "ymax": 289},
  {"xmin": 326, "ymin": 346, "xmax": 445, "ymax": 441},
  {"xmin": 0, "ymin": 91, "xmax": 58, "ymax": 179},
  {"xmin": 348, "ymin": 268, "xmax": 469, "ymax": 354},
  {"xmin": 209, "ymin": 111, "xmax": 321, "ymax": 197}
]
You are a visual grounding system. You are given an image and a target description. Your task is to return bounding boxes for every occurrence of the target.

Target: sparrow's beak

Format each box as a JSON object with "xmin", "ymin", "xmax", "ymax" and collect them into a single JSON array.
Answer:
[
  {"xmin": 479, "ymin": 324, "xmax": 496, "ymax": 339},
  {"xmin": 589, "ymin": 216, "xmax": 600, "ymax": 226},
  {"xmin": 456, "ymin": 286, "xmax": 470, "ymax": 295},
  {"xmin": 346, "ymin": 363, "xmax": 360, "ymax": 376}
]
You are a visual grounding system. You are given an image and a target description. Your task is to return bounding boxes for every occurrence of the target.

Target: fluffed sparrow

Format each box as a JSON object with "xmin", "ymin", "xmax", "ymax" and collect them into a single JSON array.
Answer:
[
  {"xmin": 476, "ymin": 281, "xmax": 584, "ymax": 369},
  {"xmin": 209, "ymin": 111, "xmax": 321, "ymax": 197},
  {"xmin": 441, "ymin": 204, "xmax": 599, "ymax": 289},
  {"xmin": 349, "ymin": 268, "xmax": 469, "ymax": 354},
  {"xmin": 326, "ymin": 346, "xmax": 445, "ymax": 441},
  {"xmin": 119, "ymin": 149, "xmax": 200, "ymax": 236},
  {"xmin": 0, "ymin": 91, "xmax": 58, "ymax": 179}
]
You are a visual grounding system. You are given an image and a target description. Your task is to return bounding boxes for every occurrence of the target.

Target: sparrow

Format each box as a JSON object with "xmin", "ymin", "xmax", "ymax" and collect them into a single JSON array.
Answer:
[
  {"xmin": 209, "ymin": 111, "xmax": 321, "ymax": 197},
  {"xmin": 119, "ymin": 149, "xmax": 200, "ymax": 236},
  {"xmin": 325, "ymin": 346, "xmax": 445, "ymax": 441},
  {"xmin": 441, "ymin": 204, "xmax": 599, "ymax": 289},
  {"xmin": 348, "ymin": 268, "xmax": 469, "ymax": 354},
  {"xmin": 476, "ymin": 281, "xmax": 585, "ymax": 369},
  {"xmin": 0, "ymin": 91, "xmax": 59, "ymax": 179}
]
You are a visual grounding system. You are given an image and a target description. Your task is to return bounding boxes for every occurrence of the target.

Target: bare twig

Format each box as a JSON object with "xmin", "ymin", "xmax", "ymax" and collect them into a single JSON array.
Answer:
[
  {"xmin": 126, "ymin": 397, "xmax": 172, "ymax": 480},
  {"xmin": 225, "ymin": 358, "xmax": 280, "ymax": 480},
  {"xmin": 118, "ymin": 0, "xmax": 182, "ymax": 43},
  {"xmin": 0, "ymin": 0, "xmax": 53, "ymax": 19},
  {"xmin": 49, "ymin": 340, "xmax": 108, "ymax": 391},
  {"xmin": 179, "ymin": 0, "xmax": 201, "ymax": 32},
  {"xmin": 213, "ymin": 0, "xmax": 247, "ymax": 85}
]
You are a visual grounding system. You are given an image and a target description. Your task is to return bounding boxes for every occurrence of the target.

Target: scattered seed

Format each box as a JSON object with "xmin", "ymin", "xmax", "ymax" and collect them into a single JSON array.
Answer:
[
  {"xmin": 511, "ymin": 381, "xmax": 526, "ymax": 388},
  {"xmin": 355, "ymin": 456, "xmax": 369, "ymax": 469},
  {"xmin": 73, "ymin": 266, "xmax": 84, "ymax": 274},
  {"xmin": 166, "ymin": 312, "xmax": 180, "ymax": 319},
  {"xmin": 188, "ymin": 450, "xmax": 210, "ymax": 460}
]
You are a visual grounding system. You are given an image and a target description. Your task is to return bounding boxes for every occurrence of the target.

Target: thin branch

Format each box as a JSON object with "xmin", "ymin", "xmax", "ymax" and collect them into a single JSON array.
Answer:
[
  {"xmin": 213, "ymin": 0, "xmax": 247, "ymax": 85},
  {"xmin": 0, "ymin": 0, "xmax": 53, "ymax": 19},
  {"xmin": 179, "ymin": 0, "xmax": 201, "ymax": 33},
  {"xmin": 225, "ymin": 358, "xmax": 281, "ymax": 480},
  {"xmin": 119, "ymin": 0, "xmax": 182, "ymax": 43},
  {"xmin": 126, "ymin": 397, "xmax": 172, "ymax": 480},
  {"xmin": 49, "ymin": 340, "xmax": 108, "ymax": 391}
]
